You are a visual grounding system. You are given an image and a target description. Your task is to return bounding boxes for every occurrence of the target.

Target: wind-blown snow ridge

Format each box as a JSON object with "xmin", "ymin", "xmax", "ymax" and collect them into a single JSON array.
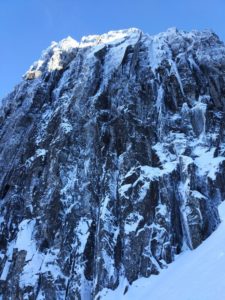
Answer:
[
  {"xmin": 4, "ymin": 26, "xmax": 219, "ymax": 84},
  {"xmin": 24, "ymin": 28, "xmax": 142, "ymax": 77}
]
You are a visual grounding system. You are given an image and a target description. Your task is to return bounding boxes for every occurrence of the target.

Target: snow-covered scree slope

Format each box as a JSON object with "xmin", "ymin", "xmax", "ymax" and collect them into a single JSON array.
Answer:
[
  {"xmin": 101, "ymin": 201, "xmax": 225, "ymax": 300},
  {"xmin": 0, "ymin": 27, "xmax": 225, "ymax": 299}
]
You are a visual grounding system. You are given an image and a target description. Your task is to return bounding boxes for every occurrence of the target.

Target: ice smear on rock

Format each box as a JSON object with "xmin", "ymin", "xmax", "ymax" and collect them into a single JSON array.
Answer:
[
  {"xmin": 0, "ymin": 27, "xmax": 225, "ymax": 299},
  {"xmin": 100, "ymin": 201, "xmax": 225, "ymax": 300}
]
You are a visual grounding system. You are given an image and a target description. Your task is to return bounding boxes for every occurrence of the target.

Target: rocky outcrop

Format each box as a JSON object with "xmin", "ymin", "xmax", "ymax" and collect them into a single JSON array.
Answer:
[{"xmin": 0, "ymin": 28, "xmax": 225, "ymax": 299}]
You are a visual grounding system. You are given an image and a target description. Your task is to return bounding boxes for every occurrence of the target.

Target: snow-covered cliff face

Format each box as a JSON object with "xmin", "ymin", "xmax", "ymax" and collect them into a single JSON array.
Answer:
[{"xmin": 0, "ymin": 28, "xmax": 225, "ymax": 300}]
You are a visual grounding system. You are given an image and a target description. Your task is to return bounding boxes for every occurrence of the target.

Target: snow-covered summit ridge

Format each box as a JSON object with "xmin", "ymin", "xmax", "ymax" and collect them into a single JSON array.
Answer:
[
  {"xmin": 43, "ymin": 26, "xmax": 222, "ymax": 53},
  {"xmin": 44, "ymin": 27, "xmax": 222, "ymax": 52},
  {"xmin": 24, "ymin": 27, "xmax": 223, "ymax": 80},
  {"xmin": 24, "ymin": 28, "xmax": 141, "ymax": 77},
  {"xmin": 80, "ymin": 27, "xmax": 141, "ymax": 46}
]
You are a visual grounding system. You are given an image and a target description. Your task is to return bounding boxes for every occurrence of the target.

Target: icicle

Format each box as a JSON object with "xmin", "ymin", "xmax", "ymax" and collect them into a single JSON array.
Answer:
[
  {"xmin": 156, "ymin": 85, "xmax": 164, "ymax": 139},
  {"xmin": 191, "ymin": 100, "xmax": 207, "ymax": 139}
]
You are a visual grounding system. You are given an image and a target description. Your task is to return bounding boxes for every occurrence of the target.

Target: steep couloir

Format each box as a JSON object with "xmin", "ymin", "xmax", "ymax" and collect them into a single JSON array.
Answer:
[{"xmin": 0, "ymin": 28, "xmax": 225, "ymax": 299}]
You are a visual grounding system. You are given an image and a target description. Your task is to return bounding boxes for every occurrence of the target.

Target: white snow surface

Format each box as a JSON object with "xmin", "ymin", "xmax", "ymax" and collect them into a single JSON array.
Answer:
[
  {"xmin": 194, "ymin": 146, "xmax": 225, "ymax": 180},
  {"xmin": 100, "ymin": 201, "xmax": 225, "ymax": 300},
  {"xmin": 26, "ymin": 28, "xmax": 141, "ymax": 76}
]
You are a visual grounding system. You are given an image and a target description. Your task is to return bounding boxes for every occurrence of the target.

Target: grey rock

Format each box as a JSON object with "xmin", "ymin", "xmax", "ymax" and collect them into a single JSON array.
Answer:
[{"xmin": 0, "ymin": 28, "xmax": 225, "ymax": 299}]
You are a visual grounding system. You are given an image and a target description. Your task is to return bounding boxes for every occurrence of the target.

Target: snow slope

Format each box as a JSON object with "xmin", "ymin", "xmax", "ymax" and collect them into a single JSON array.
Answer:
[{"xmin": 101, "ymin": 201, "xmax": 225, "ymax": 300}]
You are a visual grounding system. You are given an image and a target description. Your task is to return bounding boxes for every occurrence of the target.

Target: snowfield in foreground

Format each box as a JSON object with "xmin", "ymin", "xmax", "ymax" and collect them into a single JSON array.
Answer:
[{"xmin": 101, "ymin": 201, "xmax": 225, "ymax": 300}]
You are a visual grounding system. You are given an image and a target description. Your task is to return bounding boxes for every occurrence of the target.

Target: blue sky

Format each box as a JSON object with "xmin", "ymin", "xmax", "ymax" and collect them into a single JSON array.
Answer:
[{"xmin": 0, "ymin": 0, "xmax": 225, "ymax": 99}]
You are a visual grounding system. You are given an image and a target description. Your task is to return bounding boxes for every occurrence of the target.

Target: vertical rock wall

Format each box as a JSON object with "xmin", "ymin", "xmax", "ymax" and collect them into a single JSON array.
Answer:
[{"xmin": 0, "ymin": 28, "xmax": 225, "ymax": 299}]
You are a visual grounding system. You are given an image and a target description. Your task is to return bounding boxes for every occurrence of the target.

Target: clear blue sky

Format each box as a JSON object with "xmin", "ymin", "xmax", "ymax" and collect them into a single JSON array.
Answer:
[{"xmin": 0, "ymin": 0, "xmax": 225, "ymax": 99}]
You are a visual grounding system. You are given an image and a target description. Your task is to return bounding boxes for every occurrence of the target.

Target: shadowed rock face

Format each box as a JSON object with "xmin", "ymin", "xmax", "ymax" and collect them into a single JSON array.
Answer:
[{"xmin": 0, "ymin": 28, "xmax": 225, "ymax": 299}]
